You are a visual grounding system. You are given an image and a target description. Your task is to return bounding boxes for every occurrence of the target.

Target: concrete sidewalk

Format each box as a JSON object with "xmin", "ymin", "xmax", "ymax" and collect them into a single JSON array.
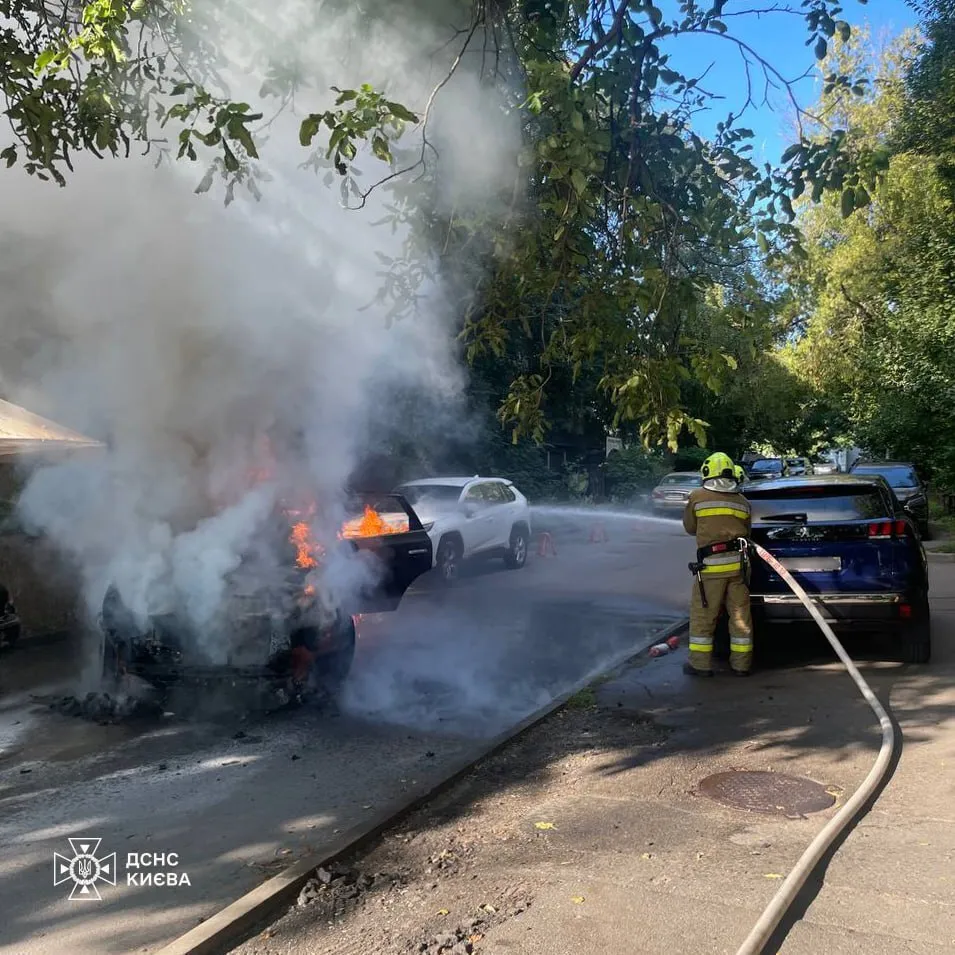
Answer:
[
  {"xmin": 486, "ymin": 561, "xmax": 955, "ymax": 955},
  {"xmin": 241, "ymin": 562, "xmax": 955, "ymax": 955}
]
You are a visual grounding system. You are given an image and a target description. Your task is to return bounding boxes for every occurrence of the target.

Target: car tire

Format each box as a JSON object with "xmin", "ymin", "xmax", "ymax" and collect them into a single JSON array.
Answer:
[
  {"xmin": 900, "ymin": 592, "xmax": 932, "ymax": 664},
  {"xmin": 436, "ymin": 535, "xmax": 462, "ymax": 585},
  {"xmin": 920, "ymin": 522, "xmax": 931, "ymax": 541},
  {"xmin": 307, "ymin": 616, "xmax": 356, "ymax": 699},
  {"xmin": 504, "ymin": 524, "xmax": 529, "ymax": 569}
]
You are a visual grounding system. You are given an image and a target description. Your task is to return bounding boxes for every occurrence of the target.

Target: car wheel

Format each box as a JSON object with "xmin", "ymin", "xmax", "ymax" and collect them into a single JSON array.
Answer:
[
  {"xmin": 504, "ymin": 525, "xmax": 528, "ymax": 569},
  {"xmin": 900, "ymin": 592, "xmax": 931, "ymax": 664},
  {"xmin": 436, "ymin": 535, "xmax": 462, "ymax": 585},
  {"xmin": 920, "ymin": 522, "xmax": 932, "ymax": 541},
  {"xmin": 309, "ymin": 616, "xmax": 356, "ymax": 699}
]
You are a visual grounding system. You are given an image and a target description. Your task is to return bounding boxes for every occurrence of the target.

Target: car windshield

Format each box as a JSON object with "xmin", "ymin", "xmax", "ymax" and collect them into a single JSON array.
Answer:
[
  {"xmin": 746, "ymin": 484, "xmax": 888, "ymax": 522},
  {"xmin": 396, "ymin": 484, "xmax": 462, "ymax": 508},
  {"xmin": 660, "ymin": 474, "xmax": 700, "ymax": 487},
  {"xmin": 751, "ymin": 459, "xmax": 783, "ymax": 472},
  {"xmin": 787, "ymin": 459, "xmax": 801, "ymax": 467},
  {"xmin": 853, "ymin": 466, "xmax": 919, "ymax": 489}
]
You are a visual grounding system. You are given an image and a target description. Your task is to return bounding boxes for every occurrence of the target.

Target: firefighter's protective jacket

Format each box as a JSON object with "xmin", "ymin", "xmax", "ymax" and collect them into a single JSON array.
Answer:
[{"xmin": 682, "ymin": 484, "xmax": 752, "ymax": 578}]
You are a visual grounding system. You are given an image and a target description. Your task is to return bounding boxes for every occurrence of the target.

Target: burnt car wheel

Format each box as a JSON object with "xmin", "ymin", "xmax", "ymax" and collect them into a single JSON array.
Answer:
[
  {"xmin": 436, "ymin": 535, "xmax": 462, "ymax": 585},
  {"xmin": 900, "ymin": 592, "xmax": 931, "ymax": 664},
  {"xmin": 504, "ymin": 524, "xmax": 528, "ymax": 569}
]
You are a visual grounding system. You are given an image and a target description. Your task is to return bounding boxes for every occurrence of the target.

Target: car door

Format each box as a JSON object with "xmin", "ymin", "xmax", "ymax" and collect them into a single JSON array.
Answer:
[
  {"xmin": 483, "ymin": 481, "xmax": 513, "ymax": 548},
  {"xmin": 460, "ymin": 482, "xmax": 496, "ymax": 554}
]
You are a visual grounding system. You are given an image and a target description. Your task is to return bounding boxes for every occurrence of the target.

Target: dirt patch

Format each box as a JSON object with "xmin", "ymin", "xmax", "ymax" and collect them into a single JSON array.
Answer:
[{"xmin": 234, "ymin": 704, "xmax": 668, "ymax": 955}]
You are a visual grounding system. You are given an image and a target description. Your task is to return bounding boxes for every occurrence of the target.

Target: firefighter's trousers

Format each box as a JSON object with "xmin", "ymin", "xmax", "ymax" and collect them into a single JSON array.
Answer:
[{"xmin": 688, "ymin": 574, "xmax": 753, "ymax": 673}]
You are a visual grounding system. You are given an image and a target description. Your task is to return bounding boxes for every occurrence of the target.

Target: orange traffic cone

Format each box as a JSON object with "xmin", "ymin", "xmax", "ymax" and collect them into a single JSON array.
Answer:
[{"xmin": 537, "ymin": 532, "xmax": 558, "ymax": 556}]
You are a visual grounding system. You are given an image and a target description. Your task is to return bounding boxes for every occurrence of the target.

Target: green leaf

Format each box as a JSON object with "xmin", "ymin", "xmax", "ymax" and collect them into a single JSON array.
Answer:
[
  {"xmin": 300, "ymin": 114, "xmax": 322, "ymax": 147},
  {"xmin": 756, "ymin": 232, "xmax": 769, "ymax": 254},
  {"xmin": 371, "ymin": 135, "xmax": 391, "ymax": 162},
  {"xmin": 34, "ymin": 49, "xmax": 57, "ymax": 75},
  {"xmin": 814, "ymin": 37, "xmax": 828, "ymax": 61},
  {"xmin": 836, "ymin": 20, "xmax": 851, "ymax": 42},
  {"xmin": 648, "ymin": 6, "xmax": 663, "ymax": 26},
  {"xmin": 334, "ymin": 89, "xmax": 358, "ymax": 104},
  {"xmin": 854, "ymin": 185, "xmax": 870, "ymax": 208},
  {"xmin": 571, "ymin": 168, "xmax": 587, "ymax": 196},
  {"xmin": 385, "ymin": 101, "xmax": 418, "ymax": 123},
  {"xmin": 0, "ymin": 145, "xmax": 16, "ymax": 168},
  {"xmin": 781, "ymin": 143, "xmax": 801, "ymax": 163},
  {"xmin": 840, "ymin": 187, "xmax": 855, "ymax": 218},
  {"xmin": 709, "ymin": 20, "xmax": 728, "ymax": 34},
  {"xmin": 222, "ymin": 143, "xmax": 240, "ymax": 173}
]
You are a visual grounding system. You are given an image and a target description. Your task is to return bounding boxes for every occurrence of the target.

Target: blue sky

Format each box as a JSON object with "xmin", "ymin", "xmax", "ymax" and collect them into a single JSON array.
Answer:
[{"xmin": 659, "ymin": 0, "xmax": 918, "ymax": 163}]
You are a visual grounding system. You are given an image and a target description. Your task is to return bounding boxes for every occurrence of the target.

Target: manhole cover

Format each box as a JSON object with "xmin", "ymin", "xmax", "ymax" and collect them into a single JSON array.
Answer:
[{"xmin": 698, "ymin": 770, "xmax": 835, "ymax": 817}]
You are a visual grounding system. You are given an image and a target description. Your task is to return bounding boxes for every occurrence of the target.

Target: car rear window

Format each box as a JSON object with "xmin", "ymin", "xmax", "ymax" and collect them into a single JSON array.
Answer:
[
  {"xmin": 745, "ymin": 484, "xmax": 890, "ymax": 522},
  {"xmin": 660, "ymin": 474, "xmax": 700, "ymax": 486},
  {"xmin": 750, "ymin": 459, "xmax": 783, "ymax": 472},
  {"xmin": 852, "ymin": 466, "xmax": 918, "ymax": 488}
]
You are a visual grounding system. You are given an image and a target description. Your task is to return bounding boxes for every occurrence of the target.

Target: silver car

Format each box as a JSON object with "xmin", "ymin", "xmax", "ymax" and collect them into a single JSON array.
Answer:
[{"xmin": 649, "ymin": 471, "xmax": 702, "ymax": 515}]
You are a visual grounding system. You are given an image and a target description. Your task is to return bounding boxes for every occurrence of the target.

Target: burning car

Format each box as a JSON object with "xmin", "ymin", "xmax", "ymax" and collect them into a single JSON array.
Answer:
[{"xmin": 99, "ymin": 493, "xmax": 432, "ymax": 704}]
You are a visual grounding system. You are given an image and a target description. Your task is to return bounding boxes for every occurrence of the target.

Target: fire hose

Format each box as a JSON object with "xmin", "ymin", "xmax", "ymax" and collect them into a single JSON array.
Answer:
[{"xmin": 732, "ymin": 539, "xmax": 898, "ymax": 955}]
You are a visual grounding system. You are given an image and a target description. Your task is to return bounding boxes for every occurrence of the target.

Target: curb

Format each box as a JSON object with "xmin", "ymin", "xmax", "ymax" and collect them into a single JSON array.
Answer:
[
  {"xmin": 926, "ymin": 551, "xmax": 955, "ymax": 563},
  {"xmin": 154, "ymin": 615, "xmax": 689, "ymax": 955}
]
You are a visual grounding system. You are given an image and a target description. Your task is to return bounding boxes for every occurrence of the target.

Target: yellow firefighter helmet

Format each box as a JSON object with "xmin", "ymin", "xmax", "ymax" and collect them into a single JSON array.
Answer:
[{"xmin": 701, "ymin": 452, "xmax": 736, "ymax": 481}]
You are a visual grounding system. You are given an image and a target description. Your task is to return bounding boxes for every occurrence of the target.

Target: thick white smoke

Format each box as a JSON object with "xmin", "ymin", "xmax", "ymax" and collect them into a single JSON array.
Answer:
[{"xmin": 0, "ymin": 0, "xmax": 520, "ymax": 662}]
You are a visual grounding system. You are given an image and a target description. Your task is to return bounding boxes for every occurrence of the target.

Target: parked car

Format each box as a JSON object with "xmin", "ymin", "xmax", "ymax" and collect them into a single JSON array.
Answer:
[
  {"xmin": 649, "ymin": 471, "xmax": 703, "ymax": 516},
  {"xmin": 812, "ymin": 461, "xmax": 839, "ymax": 475},
  {"xmin": 393, "ymin": 476, "xmax": 531, "ymax": 584},
  {"xmin": 848, "ymin": 461, "xmax": 929, "ymax": 538},
  {"xmin": 786, "ymin": 457, "xmax": 813, "ymax": 477},
  {"xmin": 100, "ymin": 493, "xmax": 433, "ymax": 702},
  {"xmin": 743, "ymin": 474, "xmax": 930, "ymax": 663},
  {"xmin": 746, "ymin": 457, "xmax": 788, "ymax": 482}
]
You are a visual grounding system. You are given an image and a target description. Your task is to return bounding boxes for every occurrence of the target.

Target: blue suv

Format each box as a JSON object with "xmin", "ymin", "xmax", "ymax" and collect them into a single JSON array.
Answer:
[{"xmin": 743, "ymin": 474, "xmax": 931, "ymax": 663}]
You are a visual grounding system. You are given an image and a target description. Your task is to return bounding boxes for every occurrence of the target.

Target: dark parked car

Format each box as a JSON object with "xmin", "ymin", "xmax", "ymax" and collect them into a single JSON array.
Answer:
[
  {"xmin": 849, "ymin": 462, "xmax": 929, "ymax": 537},
  {"xmin": 743, "ymin": 475, "xmax": 930, "ymax": 663},
  {"xmin": 649, "ymin": 471, "xmax": 702, "ymax": 515},
  {"xmin": 746, "ymin": 457, "xmax": 787, "ymax": 482},
  {"xmin": 100, "ymin": 493, "xmax": 433, "ymax": 703}
]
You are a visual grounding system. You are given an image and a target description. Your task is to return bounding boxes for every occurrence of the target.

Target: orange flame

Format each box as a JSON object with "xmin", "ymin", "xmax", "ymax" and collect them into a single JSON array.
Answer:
[
  {"xmin": 339, "ymin": 505, "xmax": 409, "ymax": 539},
  {"xmin": 290, "ymin": 521, "xmax": 319, "ymax": 569}
]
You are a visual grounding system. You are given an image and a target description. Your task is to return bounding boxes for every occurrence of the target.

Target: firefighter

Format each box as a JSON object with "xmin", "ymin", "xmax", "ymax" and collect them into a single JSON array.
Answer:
[{"xmin": 682, "ymin": 452, "xmax": 753, "ymax": 677}]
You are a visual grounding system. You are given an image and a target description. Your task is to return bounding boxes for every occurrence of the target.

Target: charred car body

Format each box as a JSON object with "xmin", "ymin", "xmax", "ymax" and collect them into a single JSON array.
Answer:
[{"xmin": 100, "ymin": 493, "xmax": 432, "ymax": 703}]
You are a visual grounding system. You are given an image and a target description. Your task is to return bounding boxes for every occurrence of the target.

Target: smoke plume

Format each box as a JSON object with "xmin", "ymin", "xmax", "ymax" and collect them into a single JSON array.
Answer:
[{"xmin": 0, "ymin": 0, "xmax": 519, "ymax": 660}]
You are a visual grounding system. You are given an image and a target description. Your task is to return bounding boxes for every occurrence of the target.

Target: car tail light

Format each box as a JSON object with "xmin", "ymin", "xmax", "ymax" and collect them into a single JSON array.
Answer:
[
  {"xmin": 899, "ymin": 603, "xmax": 913, "ymax": 619},
  {"xmin": 868, "ymin": 520, "xmax": 912, "ymax": 540}
]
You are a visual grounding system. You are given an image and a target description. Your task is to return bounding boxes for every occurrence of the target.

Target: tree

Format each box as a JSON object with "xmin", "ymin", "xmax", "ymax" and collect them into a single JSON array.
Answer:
[
  {"xmin": 1, "ymin": 0, "xmax": 879, "ymax": 450},
  {"xmin": 785, "ymin": 24, "xmax": 955, "ymax": 488}
]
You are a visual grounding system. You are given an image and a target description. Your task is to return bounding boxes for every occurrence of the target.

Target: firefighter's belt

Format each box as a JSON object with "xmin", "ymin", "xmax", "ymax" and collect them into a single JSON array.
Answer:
[{"xmin": 696, "ymin": 539, "xmax": 743, "ymax": 564}]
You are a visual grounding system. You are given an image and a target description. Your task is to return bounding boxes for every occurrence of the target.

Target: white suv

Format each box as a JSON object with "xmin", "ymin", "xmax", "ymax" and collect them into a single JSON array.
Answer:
[{"xmin": 393, "ymin": 476, "xmax": 532, "ymax": 583}]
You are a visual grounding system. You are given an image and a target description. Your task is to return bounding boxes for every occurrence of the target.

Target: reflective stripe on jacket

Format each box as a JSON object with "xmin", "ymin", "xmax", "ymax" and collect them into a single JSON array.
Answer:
[{"xmin": 683, "ymin": 486, "xmax": 752, "ymax": 578}]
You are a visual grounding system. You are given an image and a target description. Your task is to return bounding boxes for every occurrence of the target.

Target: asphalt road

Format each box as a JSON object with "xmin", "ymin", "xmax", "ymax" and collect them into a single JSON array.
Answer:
[{"xmin": 0, "ymin": 509, "xmax": 691, "ymax": 955}]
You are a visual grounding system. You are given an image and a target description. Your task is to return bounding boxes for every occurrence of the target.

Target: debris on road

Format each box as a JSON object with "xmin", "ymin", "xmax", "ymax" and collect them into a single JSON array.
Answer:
[{"xmin": 49, "ymin": 691, "xmax": 163, "ymax": 724}]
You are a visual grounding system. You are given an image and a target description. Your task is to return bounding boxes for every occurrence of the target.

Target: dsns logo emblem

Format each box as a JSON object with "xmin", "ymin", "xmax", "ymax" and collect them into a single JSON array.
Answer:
[{"xmin": 53, "ymin": 838, "xmax": 117, "ymax": 900}]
